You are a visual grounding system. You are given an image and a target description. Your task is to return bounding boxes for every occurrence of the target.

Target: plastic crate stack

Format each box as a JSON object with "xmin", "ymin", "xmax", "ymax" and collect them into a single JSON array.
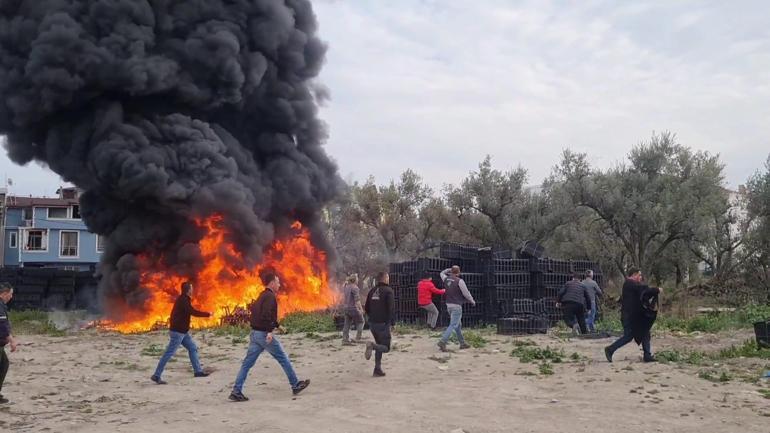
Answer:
[
  {"xmin": 490, "ymin": 258, "xmax": 548, "ymax": 334},
  {"xmin": 0, "ymin": 268, "xmax": 99, "ymax": 311},
  {"xmin": 389, "ymin": 257, "xmax": 452, "ymax": 325},
  {"xmin": 531, "ymin": 258, "xmax": 603, "ymax": 326}
]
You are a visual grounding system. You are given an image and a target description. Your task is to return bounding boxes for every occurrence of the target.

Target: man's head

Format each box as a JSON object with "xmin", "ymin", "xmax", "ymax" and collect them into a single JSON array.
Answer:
[
  {"xmin": 261, "ymin": 272, "xmax": 281, "ymax": 291},
  {"xmin": 627, "ymin": 267, "xmax": 642, "ymax": 282},
  {"xmin": 346, "ymin": 273, "xmax": 359, "ymax": 285},
  {"xmin": 376, "ymin": 271, "xmax": 389, "ymax": 285},
  {"xmin": 421, "ymin": 270, "xmax": 432, "ymax": 280},
  {"xmin": 451, "ymin": 266, "xmax": 461, "ymax": 276},
  {"xmin": 181, "ymin": 281, "xmax": 193, "ymax": 296},
  {"xmin": 0, "ymin": 282, "xmax": 13, "ymax": 303},
  {"xmin": 572, "ymin": 272, "xmax": 581, "ymax": 281},
  {"xmin": 585, "ymin": 269, "xmax": 594, "ymax": 279}
]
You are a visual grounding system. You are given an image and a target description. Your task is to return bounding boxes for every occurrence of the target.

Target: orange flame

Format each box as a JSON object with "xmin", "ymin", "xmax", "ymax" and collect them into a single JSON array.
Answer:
[{"xmin": 107, "ymin": 215, "xmax": 335, "ymax": 333}]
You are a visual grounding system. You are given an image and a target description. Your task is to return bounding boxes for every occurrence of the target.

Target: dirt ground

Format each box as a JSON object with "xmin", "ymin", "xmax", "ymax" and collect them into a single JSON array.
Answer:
[{"xmin": 1, "ymin": 327, "xmax": 769, "ymax": 433}]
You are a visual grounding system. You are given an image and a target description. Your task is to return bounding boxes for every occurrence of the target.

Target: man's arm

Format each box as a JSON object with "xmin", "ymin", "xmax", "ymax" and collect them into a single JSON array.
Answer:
[
  {"xmin": 458, "ymin": 280, "xmax": 475, "ymax": 305},
  {"xmin": 594, "ymin": 282, "xmax": 603, "ymax": 298},
  {"xmin": 0, "ymin": 308, "xmax": 13, "ymax": 352},
  {"xmin": 364, "ymin": 289, "xmax": 372, "ymax": 315},
  {"xmin": 187, "ymin": 297, "xmax": 211, "ymax": 317},
  {"xmin": 440, "ymin": 268, "xmax": 450, "ymax": 282},
  {"xmin": 557, "ymin": 285, "xmax": 567, "ymax": 302},
  {"xmin": 428, "ymin": 281, "xmax": 446, "ymax": 295}
]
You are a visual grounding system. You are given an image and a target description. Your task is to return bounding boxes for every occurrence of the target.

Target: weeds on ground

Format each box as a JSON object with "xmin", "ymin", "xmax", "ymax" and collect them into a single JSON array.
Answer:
[
  {"xmin": 698, "ymin": 370, "xmax": 732, "ymax": 383},
  {"xmin": 448, "ymin": 331, "xmax": 487, "ymax": 348},
  {"xmin": 8, "ymin": 310, "xmax": 66, "ymax": 336},
  {"xmin": 212, "ymin": 324, "xmax": 250, "ymax": 338},
  {"xmin": 539, "ymin": 362, "xmax": 555, "ymax": 375},
  {"xmin": 393, "ymin": 323, "xmax": 424, "ymax": 335},
  {"xmin": 141, "ymin": 344, "xmax": 165, "ymax": 357},
  {"xmin": 304, "ymin": 332, "xmax": 337, "ymax": 342},
  {"xmin": 281, "ymin": 311, "xmax": 336, "ymax": 334},
  {"xmin": 511, "ymin": 345, "xmax": 565, "ymax": 364},
  {"xmin": 758, "ymin": 389, "xmax": 770, "ymax": 399}
]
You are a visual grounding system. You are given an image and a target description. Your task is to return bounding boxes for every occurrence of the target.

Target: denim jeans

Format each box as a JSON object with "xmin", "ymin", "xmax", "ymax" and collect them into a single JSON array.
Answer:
[
  {"xmin": 342, "ymin": 309, "xmax": 364, "ymax": 342},
  {"xmin": 232, "ymin": 330, "xmax": 298, "ymax": 393},
  {"xmin": 607, "ymin": 321, "xmax": 652, "ymax": 357},
  {"xmin": 440, "ymin": 304, "xmax": 465, "ymax": 345},
  {"xmin": 369, "ymin": 322, "xmax": 391, "ymax": 370},
  {"xmin": 585, "ymin": 306, "xmax": 597, "ymax": 332},
  {"xmin": 153, "ymin": 331, "xmax": 203, "ymax": 378}
]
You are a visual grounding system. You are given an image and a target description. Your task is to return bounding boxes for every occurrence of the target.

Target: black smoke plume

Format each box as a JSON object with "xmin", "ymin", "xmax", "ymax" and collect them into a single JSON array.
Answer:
[{"xmin": 0, "ymin": 0, "xmax": 339, "ymax": 317}]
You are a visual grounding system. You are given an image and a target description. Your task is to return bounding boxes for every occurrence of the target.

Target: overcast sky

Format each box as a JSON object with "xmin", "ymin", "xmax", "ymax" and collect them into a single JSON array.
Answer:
[{"xmin": 2, "ymin": 0, "xmax": 769, "ymax": 196}]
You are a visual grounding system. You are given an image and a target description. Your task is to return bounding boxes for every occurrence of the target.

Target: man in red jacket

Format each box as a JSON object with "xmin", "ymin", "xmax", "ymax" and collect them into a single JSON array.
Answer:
[{"xmin": 417, "ymin": 271, "xmax": 445, "ymax": 329}]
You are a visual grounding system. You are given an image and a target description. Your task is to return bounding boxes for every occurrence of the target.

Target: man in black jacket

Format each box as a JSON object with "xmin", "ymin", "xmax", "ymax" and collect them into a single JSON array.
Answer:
[
  {"xmin": 229, "ymin": 271, "xmax": 310, "ymax": 402},
  {"xmin": 604, "ymin": 268, "xmax": 662, "ymax": 363},
  {"xmin": 0, "ymin": 282, "xmax": 17, "ymax": 404},
  {"xmin": 557, "ymin": 272, "xmax": 592, "ymax": 335},
  {"xmin": 151, "ymin": 281, "xmax": 212, "ymax": 384},
  {"xmin": 364, "ymin": 271, "xmax": 394, "ymax": 377}
]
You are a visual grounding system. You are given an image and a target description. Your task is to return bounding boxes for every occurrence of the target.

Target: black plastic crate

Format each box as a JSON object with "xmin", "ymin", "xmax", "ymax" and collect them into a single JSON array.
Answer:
[
  {"xmin": 494, "ymin": 286, "xmax": 531, "ymax": 300},
  {"xmin": 460, "ymin": 272, "xmax": 486, "ymax": 288},
  {"xmin": 393, "ymin": 286, "xmax": 417, "ymax": 301},
  {"xmin": 389, "ymin": 262, "xmax": 404, "ymax": 273},
  {"xmin": 439, "ymin": 242, "xmax": 461, "ymax": 259},
  {"xmin": 14, "ymin": 284, "xmax": 47, "ymax": 295},
  {"xmin": 490, "ymin": 259, "xmax": 530, "ymax": 273},
  {"xmin": 542, "ymin": 273, "xmax": 570, "ymax": 286},
  {"xmin": 534, "ymin": 258, "xmax": 570, "ymax": 274},
  {"xmin": 48, "ymin": 285, "xmax": 75, "ymax": 295},
  {"xmin": 571, "ymin": 260, "xmax": 599, "ymax": 274},
  {"xmin": 497, "ymin": 315, "xmax": 549, "ymax": 335},
  {"xmin": 492, "ymin": 272, "xmax": 530, "ymax": 286},
  {"xmin": 533, "ymin": 285, "xmax": 561, "ymax": 299},
  {"xmin": 417, "ymin": 257, "xmax": 452, "ymax": 272},
  {"xmin": 498, "ymin": 299, "xmax": 536, "ymax": 315}
]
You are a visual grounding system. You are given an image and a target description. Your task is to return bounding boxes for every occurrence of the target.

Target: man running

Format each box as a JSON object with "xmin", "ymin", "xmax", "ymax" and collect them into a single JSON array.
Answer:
[
  {"xmin": 151, "ymin": 281, "xmax": 212, "ymax": 384},
  {"xmin": 605, "ymin": 268, "xmax": 662, "ymax": 363},
  {"xmin": 364, "ymin": 271, "xmax": 394, "ymax": 377},
  {"xmin": 229, "ymin": 272, "xmax": 310, "ymax": 401},
  {"xmin": 437, "ymin": 266, "xmax": 475, "ymax": 352},
  {"xmin": 417, "ymin": 271, "xmax": 445, "ymax": 330}
]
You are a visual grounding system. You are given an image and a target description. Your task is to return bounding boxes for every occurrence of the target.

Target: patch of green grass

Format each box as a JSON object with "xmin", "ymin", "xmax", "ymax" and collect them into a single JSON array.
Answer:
[
  {"xmin": 231, "ymin": 336, "xmax": 247, "ymax": 345},
  {"xmin": 393, "ymin": 323, "xmax": 423, "ymax": 335},
  {"xmin": 698, "ymin": 370, "xmax": 732, "ymax": 383},
  {"xmin": 717, "ymin": 340, "xmax": 770, "ymax": 360},
  {"xmin": 281, "ymin": 311, "xmax": 336, "ymax": 334},
  {"xmin": 758, "ymin": 389, "xmax": 770, "ymax": 399},
  {"xmin": 449, "ymin": 331, "xmax": 487, "ymax": 348},
  {"xmin": 539, "ymin": 362, "xmax": 555, "ymax": 375},
  {"xmin": 599, "ymin": 304, "xmax": 770, "ymax": 335},
  {"xmin": 512, "ymin": 339, "xmax": 537, "ymax": 347},
  {"xmin": 140, "ymin": 344, "xmax": 165, "ymax": 357},
  {"xmin": 511, "ymin": 345, "xmax": 565, "ymax": 364},
  {"xmin": 656, "ymin": 349, "xmax": 708, "ymax": 365},
  {"xmin": 212, "ymin": 324, "xmax": 250, "ymax": 338},
  {"xmin": 8, "ymin": 310, "xmax": 66, "ymax": 336}
]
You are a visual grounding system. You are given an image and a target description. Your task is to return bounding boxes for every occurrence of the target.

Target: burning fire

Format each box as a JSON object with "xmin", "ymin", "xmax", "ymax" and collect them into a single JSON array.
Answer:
[{"xmin": 107, "ymin": 216, "xmax": 335, "ymax": 333}]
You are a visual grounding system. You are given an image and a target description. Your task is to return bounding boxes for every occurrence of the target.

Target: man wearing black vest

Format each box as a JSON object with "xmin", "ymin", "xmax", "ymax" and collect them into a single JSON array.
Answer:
[
  {"xmin": 151, "ymin": 281, "xmax": 212, "ymax": 384},
  {"xmin": 364, "ymin": 271, "xmax": 394, "ymax": 377},
  {"xmin": 604, "ymin": 268, "xmax": 662, "ymax": 363},
  {"xmin": 229, "ymin": 271, "xmax": 310, "ymax": 401},
  {"xmin": 437, "ymin": 266, "xmax": 476, "ymax": 352},
  {"xmin": 0, "ymin": 282, "xmax": 17, "ymax": 404}
]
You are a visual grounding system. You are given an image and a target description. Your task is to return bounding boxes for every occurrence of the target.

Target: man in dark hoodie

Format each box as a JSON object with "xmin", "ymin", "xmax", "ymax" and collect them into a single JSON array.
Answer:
[
  {"xmin": 604, "ymin": 268, "xmax": 662, "ymax": 363},
  {"xmin": 229, "ymin": 272, "xmax": 310, "ymax": 401},
  {"xmin": 0, "ymin": 282, "xmax": 17, "ymax": 404},
  {"xmin": 557, "ymin": 272, "xmax": 592, "ymax": 335},
  {"xmin": 151, "ymin": 281, "xmax": 212, "ymax": 384},
  {"xmin": 364, "ymin": 271, "xmax": 395, "ymax": 377}
]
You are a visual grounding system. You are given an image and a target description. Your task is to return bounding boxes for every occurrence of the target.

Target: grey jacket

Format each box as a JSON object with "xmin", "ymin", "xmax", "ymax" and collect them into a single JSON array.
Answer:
[
  {"xmin": 582, "ymin": 278, "xmax": 602, "ymax": 310},
  {"xmin": 440, "ymin": 269, "xmax": 475, "ymax": 306},
  {"xmin": 342, "ymin": 283, "xmax": 362, "ymax": 312}
]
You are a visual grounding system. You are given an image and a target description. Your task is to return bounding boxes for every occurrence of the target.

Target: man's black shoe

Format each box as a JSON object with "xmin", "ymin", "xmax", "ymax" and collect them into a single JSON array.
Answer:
[
  {"xmin": 151, "ymin": 375, "xmax": 167, "ymax": 385},
  {"xmin": 459, "ymin": 343, "xmax": 471, "ymax": 350},
  {"xmin": 364, "ymin": 342, "xmax": 373, "ymax": 360},
  {"xmin": 228, "ymin": 391, "xmax": 249, "ymax": 402},
  {"xmin": 643, "ymin": 356, "xmax": 657, "ymax": 363},
  {"xmin": 292, "ymin": 379, "xmax": 310, "ymax": 395},
  {"xmin": 194, "ymin": 371, "xmax": 210, "ymax": 378},
  {"xmin": 604, "ymin": 346, "xmax": 613, "ymax": 363},
  {"xmin": 0, "ymin": 395, "xmax": 9, "ymax": 404},
  {"xmin": 373, "ymin": 369, "xmax": 386, "ymax": 377}
]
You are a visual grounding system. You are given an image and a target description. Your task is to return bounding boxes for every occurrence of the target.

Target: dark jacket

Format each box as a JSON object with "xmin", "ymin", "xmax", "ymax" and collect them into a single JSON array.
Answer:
[
  {"xmin": 0, "ymin": 300, "xmax": 10, "ymax": 346},
  {"xmin": 169, "ymin": 294, "xmax": 209, "ymax": 334},
  {"xmin": 633, "ymin": 287, "xmax": 660, "ymax": 343},
  {"xmin": 250, "ymin": 288, "xmax": 280, "ymax": 332},
  {"xmin": 557, "ymin": 280, "xmax": 592, "ymax": 308},
  {"xmin": 365, "ymin": 282, "xmax": 395, "ymax": 326},
  {"xmin": 620, "ymin": 278, "xmax": 660, "ymax": 323}
]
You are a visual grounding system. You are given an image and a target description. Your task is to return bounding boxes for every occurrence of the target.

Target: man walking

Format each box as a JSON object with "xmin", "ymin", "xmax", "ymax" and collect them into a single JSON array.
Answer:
[
  {"xmin": 582, "ymin": 270, "xmax": 603, "ymax": 333},
  {"xmin": 0, "ymin": 282, "xmax": 17, "ymax": 404},
  {"xmin": 341, "ymin": 274, "xmax": 364, "ymax": 344},
  {"xmin": 437, "ymin": 266, "xmax": 475, "ymax": 352},
  {"xmin": 151, "ymin": 281, "xmax": 212, "ymax": 384},
  {"xmin": 604, "ymin": 268, "xmax": 662, "ymax": 363},
  {"xmin": 364, "ymin": 271, "xmax": 394, "ymax": 377},
  {"xmin": 557, "ymin": 272, "xmax": 592, "ymax": 335},
  {"xmin": 417, "ymin": 271, "xmax": 445, "ymax": 329},
  {"xmin": 229, "ymin": 272, "xmax": 310, "ymax": 401}
]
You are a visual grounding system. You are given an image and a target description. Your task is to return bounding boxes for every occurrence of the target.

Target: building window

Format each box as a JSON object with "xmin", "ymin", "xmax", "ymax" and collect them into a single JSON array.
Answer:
[
  {"xmin": 60, "ymin": 231, "xmax": 79, "ymax": 257},
  {"xmin": 9, "ymin": 232, "xmax": 17, "ymax": 248},
  {"xmin": 23, "ymin": 207, "xmax": 33, "ymax": 221},
  {"xmin": 24, "ymin": 229, "xmax": 48, "ymax": 251},
  {"xmin": 96, "ymin": 235, "xmax": 105, "ymax": 253},
  {"xmin": 48, "ymin": 207, "xmax": 68, "ymax": 219},
  {"xmin": 72, "ymin": 205, "xmax": 81, "ymax": 219}
]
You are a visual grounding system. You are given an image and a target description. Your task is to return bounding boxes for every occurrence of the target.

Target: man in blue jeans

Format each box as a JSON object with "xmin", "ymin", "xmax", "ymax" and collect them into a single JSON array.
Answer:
[
  {"xmin": 229, "ymin": 271, "xmax": 310, "ymax": 401},
  {"xmin": 151, "ymin": 281, "xmax": 212, "ymax": 384},
  {"xmin": 437, "ymin": 266, "xmax": 476, "ymax": 352}
]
